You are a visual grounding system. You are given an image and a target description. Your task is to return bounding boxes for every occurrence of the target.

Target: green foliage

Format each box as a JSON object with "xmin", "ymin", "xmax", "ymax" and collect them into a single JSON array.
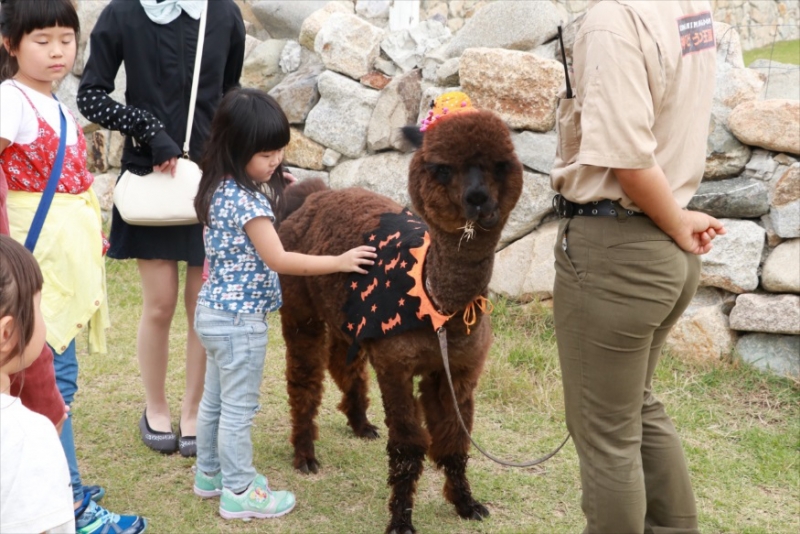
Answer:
[{"xmin": 71, "ymin": 265, "xmax": 799, "ymax": 533}]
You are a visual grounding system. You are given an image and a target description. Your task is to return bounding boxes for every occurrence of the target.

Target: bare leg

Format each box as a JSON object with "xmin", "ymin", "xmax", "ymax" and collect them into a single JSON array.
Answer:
[
  {"xmin": 180, "ymin": 265, "xmax": 205, "ymax": 437},
  {"xmin": 136, "ymin": 259, "xmax": 179, "ymax": 433}
]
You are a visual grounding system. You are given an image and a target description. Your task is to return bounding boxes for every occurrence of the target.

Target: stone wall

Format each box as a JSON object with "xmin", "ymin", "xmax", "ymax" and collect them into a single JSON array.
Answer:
[{"xmin": 68, "ymin": 0, "xmax": 799, "ymax": 377}]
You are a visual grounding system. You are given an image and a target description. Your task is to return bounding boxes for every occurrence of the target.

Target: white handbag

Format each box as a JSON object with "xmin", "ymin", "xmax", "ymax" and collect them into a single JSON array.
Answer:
[{"xmin": 113, "ymin": 0, "xmax": 207, "ymax": 226}]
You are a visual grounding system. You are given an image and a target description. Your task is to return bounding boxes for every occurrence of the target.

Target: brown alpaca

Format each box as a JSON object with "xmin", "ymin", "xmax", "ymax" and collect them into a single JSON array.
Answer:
[{"xmin": 277, "ymin": 107, "xmax": 523, "ymax": 534}]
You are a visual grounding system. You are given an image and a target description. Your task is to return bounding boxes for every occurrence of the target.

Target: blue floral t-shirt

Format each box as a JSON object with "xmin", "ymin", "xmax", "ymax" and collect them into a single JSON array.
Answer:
[{"xmin": 197, "ymin": 178, "xmax": 282, "ymax": 314}]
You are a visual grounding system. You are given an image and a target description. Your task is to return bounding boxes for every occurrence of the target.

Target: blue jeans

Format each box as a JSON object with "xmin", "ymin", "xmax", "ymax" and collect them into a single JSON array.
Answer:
[
  {"xmin": 52, "ymin": 340, "xmax": 84, "ymax": 503},
  {"xmin": 194, "ymin": 305, "xmax": 269, "ymax": 494}
]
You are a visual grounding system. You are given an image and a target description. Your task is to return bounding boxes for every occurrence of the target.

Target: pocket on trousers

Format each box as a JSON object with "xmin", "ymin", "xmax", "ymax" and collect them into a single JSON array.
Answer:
[
  {"xmin": 554, "ymin": 219, "xmax": 587, "ymax": 283},
  {"xmin": 247, "ymin": 320, "xmax": 268, "ymax": 355},
  {"xmin": 605, "ymin": 237, "xmax": 678, "ymax": 264},
  {"xmin": 198, "ymin": 333, "xmax": 234, "ymax": 368}
]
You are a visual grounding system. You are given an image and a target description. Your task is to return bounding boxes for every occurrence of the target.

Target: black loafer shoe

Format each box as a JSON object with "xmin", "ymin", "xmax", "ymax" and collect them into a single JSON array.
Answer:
[
  {"xmin": 139, "ymin": 409, "xmax": 178, "ymax": 454},
  {"xmin": 178, "ymin": 419, "xmax": 197, "ymax": 457}
]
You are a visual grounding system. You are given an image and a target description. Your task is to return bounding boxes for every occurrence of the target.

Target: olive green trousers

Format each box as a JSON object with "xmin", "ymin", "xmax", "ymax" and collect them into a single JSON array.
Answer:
[{"xmin": 553, "ymin": 214, "xmax": 701, "ymax": 534}]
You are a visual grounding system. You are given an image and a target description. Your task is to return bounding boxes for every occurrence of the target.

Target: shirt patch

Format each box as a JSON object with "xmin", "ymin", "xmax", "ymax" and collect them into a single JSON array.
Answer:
[{"xmin": 677, "ymin": 11, "xmax": 715, "ymax": 56}]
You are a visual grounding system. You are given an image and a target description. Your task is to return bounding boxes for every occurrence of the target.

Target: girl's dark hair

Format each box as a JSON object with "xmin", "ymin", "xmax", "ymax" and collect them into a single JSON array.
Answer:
[
  {"xmin": 196, "ymin": 88, "xmax": 291, "ymax": 227},
  {"xmin": 0, "ymin": 235, "xmax": 44, "ymax": 366},
  {"xmin": 0, "ymin": 0, "xmax": 80, "ymax": 81}
]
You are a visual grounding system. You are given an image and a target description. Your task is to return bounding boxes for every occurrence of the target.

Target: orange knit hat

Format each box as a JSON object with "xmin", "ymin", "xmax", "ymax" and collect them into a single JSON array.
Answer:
[{"xmin": 420, "ymin": 91, "xmax": 478, "ymax": 132}]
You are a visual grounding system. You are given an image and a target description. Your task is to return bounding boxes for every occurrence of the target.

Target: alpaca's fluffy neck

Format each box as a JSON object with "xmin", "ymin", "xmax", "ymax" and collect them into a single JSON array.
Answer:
[{"xmin": 424, "ymin": 224, "xmax": 501, "ymax": 314}]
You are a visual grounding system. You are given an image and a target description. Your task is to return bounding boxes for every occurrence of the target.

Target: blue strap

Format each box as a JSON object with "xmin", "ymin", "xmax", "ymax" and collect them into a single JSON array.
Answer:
[{"xmin": 24, "ymin": 101, "xmax": 67, "ymax": 252}]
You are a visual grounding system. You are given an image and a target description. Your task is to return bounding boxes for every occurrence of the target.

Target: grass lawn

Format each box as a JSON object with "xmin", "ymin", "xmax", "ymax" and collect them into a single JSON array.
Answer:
[
  {"xmin": 743, "ymin": 39, "xmax": 800, "ymax": 66},
  {"xmin": 72, "ymin": 260, "xmax": 800, "ymax": 533}
]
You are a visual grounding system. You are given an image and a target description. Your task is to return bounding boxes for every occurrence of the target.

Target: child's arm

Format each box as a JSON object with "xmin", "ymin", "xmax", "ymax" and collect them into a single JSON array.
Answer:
[{"xmin": 245, "ymin": 217, "xmax": 376, "ymax": 276}]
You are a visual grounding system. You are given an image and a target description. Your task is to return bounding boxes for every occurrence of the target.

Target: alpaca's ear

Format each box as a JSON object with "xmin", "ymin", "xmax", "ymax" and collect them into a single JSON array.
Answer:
[{"xmin": 401, "ymin": 126, "xmax": 424, "ymax": 148}]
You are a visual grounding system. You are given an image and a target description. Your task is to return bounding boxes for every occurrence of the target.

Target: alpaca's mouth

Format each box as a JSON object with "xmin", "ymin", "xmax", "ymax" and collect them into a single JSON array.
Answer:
[{"xmin": 476, "ymin": 210, "xmax": 500, "ymax": 228}]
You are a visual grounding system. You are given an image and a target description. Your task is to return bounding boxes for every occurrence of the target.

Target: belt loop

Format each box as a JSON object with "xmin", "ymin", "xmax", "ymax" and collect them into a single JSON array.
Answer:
[{"xmin": 614, "ymin": 201, "xmax": 628, "ymax": 222}]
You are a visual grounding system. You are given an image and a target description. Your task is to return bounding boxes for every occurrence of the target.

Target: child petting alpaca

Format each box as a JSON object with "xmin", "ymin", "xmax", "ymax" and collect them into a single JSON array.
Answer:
[
  {"xmin": 192, "ymin": 87, "xmax": 376, "ymax": 520},
  {"xmin": 0, "ymin": 235, "xmax": 73, "ymax": 533},
  {"xmin": 0, "ymin": 1, "xmax": 145, "ymax": 532}
]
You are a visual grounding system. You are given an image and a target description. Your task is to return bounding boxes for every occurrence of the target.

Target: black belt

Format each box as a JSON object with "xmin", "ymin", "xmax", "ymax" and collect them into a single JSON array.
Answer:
[{"xmin": 553, "ymin": 195, "xmax": 643, "ymax": 219}]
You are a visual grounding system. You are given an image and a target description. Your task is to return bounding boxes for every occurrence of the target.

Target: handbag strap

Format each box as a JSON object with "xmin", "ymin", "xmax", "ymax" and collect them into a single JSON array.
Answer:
[
  {"xmin": 25, "ymin": 102, "xmax": 67, "ymax": 253},
  {"xmin": 182, "ymin": 0, "xmax": 208, "ymax": 158}
]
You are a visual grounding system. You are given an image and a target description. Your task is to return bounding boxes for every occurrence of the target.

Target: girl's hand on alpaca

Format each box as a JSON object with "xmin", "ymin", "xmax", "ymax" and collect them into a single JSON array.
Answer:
[
  {"xmin": 283, "ymin": 171, "xmax": 298, "ymax": 187},
  {"xmin": 338, "ymin": 246, "xmax": 377, "ymax": 274}
]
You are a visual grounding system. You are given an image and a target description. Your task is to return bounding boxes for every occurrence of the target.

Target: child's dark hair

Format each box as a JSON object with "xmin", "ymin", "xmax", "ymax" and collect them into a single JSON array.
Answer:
[
  {"xmin": 0, "ymin": 0, "xmax": 80, "ymax": 81},
  {"xmin": 196, "ymin": 88, "xmax": 291, "ymax": 227},
  {"xmin": 0, "ymin": 235, "xmax": 44, "ymax": 366}
]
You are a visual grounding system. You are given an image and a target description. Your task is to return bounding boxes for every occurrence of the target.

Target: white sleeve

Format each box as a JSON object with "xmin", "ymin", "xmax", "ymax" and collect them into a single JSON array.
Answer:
[{"xmin": 0, "ymin": 84, "xmax": 24, "ymax": 144}]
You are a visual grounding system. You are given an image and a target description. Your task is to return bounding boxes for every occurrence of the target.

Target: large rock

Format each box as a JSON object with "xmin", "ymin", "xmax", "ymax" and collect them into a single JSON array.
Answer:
[
  {"xmin": 490, "ymin": 221, "xmax": 559, "ymax": 302},
  {"xmin": 285, "ymin": 166, "xmax": 329, "ymax": 184},
  {"xmin": 315, "ymin": 13, "xmax": 384, "ymax": 80},
  {"xmin": 285, "ymin": 128, "xmax": 326, "ymax": 171},
  {"xmin": 762, "ymin": 239, "xmax": 800, "ymax": 293},
  {"xmin": 687, "ymin": 177, "xmax": 769, "ymax": 218},
  {"xmin": 268, "ymin": 60, "xmax": 325, "ymax": 124},
  {"xmin": 329, "ymin": 152, "xmax": 413, "ymax": 208},
  {"xmin": 304, "ymin": 71, "xmax": 380, "ymax": 158},
  {"xmin": 380, "ymin": 20, "xmax": 451, "ymax": 72},
  {"xmin": 367, "ymin": 70, "xmax": 422, "ymax": 152},
  {"xmin": 729, "ymin": 293, "xmax": 800, "ymax": 335},
  {"xmin": 90, "ymin": 171, "xmax": 117, "ymax": 217},
  {"xmin": 700, "ymin": 219, "xmax": 765, "ymax": 293},
  {"xmin": 499, "ymin": 171, "xmax": 554, "ymax": 247},
  {"xmin": 749, "ymin": 60, "xmax": 800, "ymax": 101},
  {"xmin": 444, "ymin": 0, "xmax": 563, "ymax": 58},
  {"xmin": 241, "ymin": 39, "xmax": 287, "ymax": 92},
  {"xmin": 666, "ymin": 287, "xmax": 737, "ymax": 362},
  {"xmin": 250, "ymin": 1, "xmax": 329, "ymax": 39},
  {"xmin": 769, "ymin": 162, "xmax": 800, "ymax": 239},
  {"xmin": 704, "ymin": 40, "xmax": 764, "ymax": 179},
  {"xmin": 298, "ymin": 1, "xmax": 354, "ymax": 50},
  {"xmin": 511, "ymin": 130, "xmax": 558, "ymax": 175},
  {"xmin": 736, "ymin": 334, "xmax": 800, "ymax": 378},
  {"xmin": 460, "ymin": 48, "xmax": 563, "ymax": 132},
  {"xmin": 728, "ymin": 99, "xmax": 800, "ymax": 155}
]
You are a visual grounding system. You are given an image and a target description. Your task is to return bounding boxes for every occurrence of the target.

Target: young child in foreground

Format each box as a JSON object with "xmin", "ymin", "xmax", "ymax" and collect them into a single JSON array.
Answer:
[
  {"xmin": 0, "ymin": 235, "xmax": 74, "ymax": 533},
  {"xmin": 191, "ymin": 87, "xmax": 376, "ymax": 520}
]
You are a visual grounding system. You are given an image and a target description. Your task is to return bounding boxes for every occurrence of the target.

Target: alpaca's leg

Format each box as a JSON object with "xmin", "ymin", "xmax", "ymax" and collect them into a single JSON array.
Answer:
[
  {"xmin": 419, "ymin": 371, "xmax": 490, "ymax": 521},
  {"xmin": 281, "ymin": 292, "xmax": 327, "ymax": 475},
  {"xmin": 327, "ymin": 337, "xmax": 379, "ymax": 439},
  {"xmin": 374, "ymin": 365, "xmax": 429, "ymax": 534}
]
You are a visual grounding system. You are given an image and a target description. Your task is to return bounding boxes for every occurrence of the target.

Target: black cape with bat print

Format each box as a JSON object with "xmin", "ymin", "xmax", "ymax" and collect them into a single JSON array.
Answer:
[{"xmin": 342, "ymin": 209, "xmax": 446, "ymax": 363}]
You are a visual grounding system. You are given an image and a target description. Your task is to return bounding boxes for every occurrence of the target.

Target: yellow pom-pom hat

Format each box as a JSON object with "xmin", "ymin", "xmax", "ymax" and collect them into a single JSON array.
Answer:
[{"xmin": 420, "ymin": 91, "xmax": 478, "ymax": 132}]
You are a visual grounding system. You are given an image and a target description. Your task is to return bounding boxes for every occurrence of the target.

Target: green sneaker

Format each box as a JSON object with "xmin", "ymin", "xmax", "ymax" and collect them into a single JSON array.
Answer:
[
  {"xmin": 219, "ymin": 474, "xmax": 296, "ymax": 520},
  {"xmin": 194, "ymin": 470, "xmax": 223, "ymax": 498}
]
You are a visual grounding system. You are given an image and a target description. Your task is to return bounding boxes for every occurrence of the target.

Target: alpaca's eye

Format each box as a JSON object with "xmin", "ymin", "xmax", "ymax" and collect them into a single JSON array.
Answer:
[
  {"xmin": 426, "ymin": 164, "xmax": 453, "ymax": 184},
  {"xmin": 493, "ymin": 161, "xmax": 511, "ymax": 181}
]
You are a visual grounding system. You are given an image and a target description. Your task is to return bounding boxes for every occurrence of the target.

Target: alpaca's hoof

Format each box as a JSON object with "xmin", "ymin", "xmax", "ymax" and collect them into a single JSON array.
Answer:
[
  {"xmin": 457, "ymin": 500, "xmax": 490, "ymax": 521},
  {"xmin": 356, "ymin": 423, "xmax": 380, "ymax": 440},
  {"xmin": 296, "ymin": 458, "xmax": 320, "ymax": 475}
]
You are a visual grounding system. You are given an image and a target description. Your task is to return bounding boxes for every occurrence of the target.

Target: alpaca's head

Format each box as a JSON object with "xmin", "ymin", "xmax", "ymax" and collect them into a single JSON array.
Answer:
[{"xmin": 402, "ymin": 101, "xmax": 523, "ymax": 237}]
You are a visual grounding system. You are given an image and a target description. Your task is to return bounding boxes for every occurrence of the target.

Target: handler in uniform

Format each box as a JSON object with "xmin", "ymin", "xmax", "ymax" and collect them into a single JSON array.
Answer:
[{"xmin": 550, "ymin": 1, "xmax": 725, "ymax": 532}]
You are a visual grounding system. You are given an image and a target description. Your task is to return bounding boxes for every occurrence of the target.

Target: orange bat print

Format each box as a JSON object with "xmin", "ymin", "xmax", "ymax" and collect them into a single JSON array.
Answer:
[
  {"xmin": 379, "ymin": 231, "xmax": 401, "ymax": 249},
  {"xmin": 356, "ymin": 316, "xmax": 367, "ymax": 337},
  {"xmin": 381, "ymin": 313, "xmax": 402, "ymax": 333},
  {"xmin": 360, "ymin": 277, "xmax": 378, "ymax": 301},
  {"xmin": 384, "ymin": 253, "xmax": 401, "ymax": 273}
]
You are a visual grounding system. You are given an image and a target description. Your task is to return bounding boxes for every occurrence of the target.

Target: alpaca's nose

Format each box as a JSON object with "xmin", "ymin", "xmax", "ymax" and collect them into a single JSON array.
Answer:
[{"xmin": 466, "ymin": 189, "xmax": 488, "ymax": 207}]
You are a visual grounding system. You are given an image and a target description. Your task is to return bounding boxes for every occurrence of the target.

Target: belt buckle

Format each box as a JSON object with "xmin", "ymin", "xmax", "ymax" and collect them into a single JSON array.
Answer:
[{"xmin": 553, "ymin": 194, "xmax": 574, "ymax": 218}]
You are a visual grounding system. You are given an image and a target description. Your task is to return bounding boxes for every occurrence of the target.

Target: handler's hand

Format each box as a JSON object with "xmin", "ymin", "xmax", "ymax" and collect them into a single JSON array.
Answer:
[
  {"xmin": 673, "ymin": 210, "xmax": 726, "ymax": 255},
  {"xmin": 154, "ymin": 157, "xmax": 178, "ymax": 177},
  {"xmin": 283, "ymin": 171, "xmax": 298, "ymax": 187}
]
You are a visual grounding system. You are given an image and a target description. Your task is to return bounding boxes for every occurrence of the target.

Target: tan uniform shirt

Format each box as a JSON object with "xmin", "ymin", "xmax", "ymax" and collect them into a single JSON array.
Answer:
[{"xmin": 550, "ymin": 0, "xmax": 717, "ymax": 210}]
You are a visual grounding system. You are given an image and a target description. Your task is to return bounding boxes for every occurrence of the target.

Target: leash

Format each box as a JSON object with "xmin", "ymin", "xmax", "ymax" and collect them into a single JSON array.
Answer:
[{"xmin": 436, "ymin": 326, "xmax": 570, "ymax": 468}]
